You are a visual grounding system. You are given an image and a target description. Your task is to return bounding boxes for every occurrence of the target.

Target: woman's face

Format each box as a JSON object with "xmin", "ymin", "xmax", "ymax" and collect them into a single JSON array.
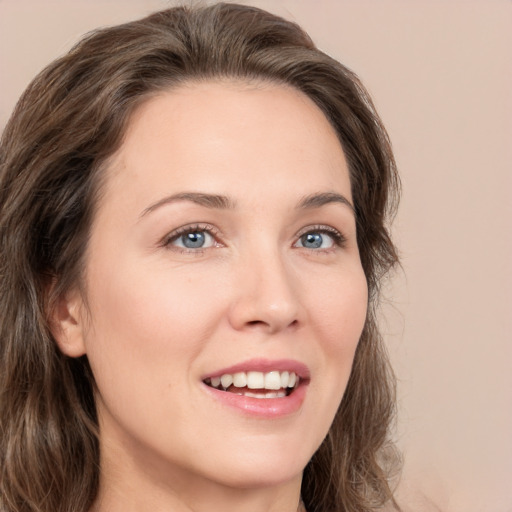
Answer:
[{"xmin": 62, "ymin": 81, "xmax": 367, "ymax": 497}]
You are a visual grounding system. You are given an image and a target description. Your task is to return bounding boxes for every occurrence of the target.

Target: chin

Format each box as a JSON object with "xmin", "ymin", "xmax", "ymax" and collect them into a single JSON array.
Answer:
[
  {"xmin": 213, "ymin": 460, "xmax": 305, "ymax": 490},
  {"xmin": 198, "ymin": 433, "xmax": 318, "ymax": 489}
]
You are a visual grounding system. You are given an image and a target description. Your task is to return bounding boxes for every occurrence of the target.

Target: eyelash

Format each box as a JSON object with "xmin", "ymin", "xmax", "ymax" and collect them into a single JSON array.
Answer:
[
  {"xmin": 296, "ymin": 225, "xmax": 347, "ymax": 251},
  {"xmin": 162, "ymin": 223, "xmax": 220, "ymax": 254},
  {"xmin": 162, "ymin": 223, "xmax": 347, "ymax": 254}
]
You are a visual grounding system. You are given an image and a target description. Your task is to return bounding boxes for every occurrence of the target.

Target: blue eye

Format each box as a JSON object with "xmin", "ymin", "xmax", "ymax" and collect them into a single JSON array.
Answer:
[
  {"xmin": 181, "ymin": 232, "xmax": 207, "ymax": 248},
  {"xmin": 168, "ymin": 228, "xmax": 216, "ymax": 250},
  {"xmin": 298, "ymin": 232, "xmax": 333, "ymax": 249},
  {"xmin": 295, "ymin": 227, "xmax": 345, "ymax": 250},
  {"xmin": 300, "ymin": 233, "xmax": 325, "ymax": 249}
]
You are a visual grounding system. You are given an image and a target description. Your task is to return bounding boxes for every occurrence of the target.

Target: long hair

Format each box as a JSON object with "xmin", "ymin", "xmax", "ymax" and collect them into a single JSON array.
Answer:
[{"xmin": 0, "ymin": 4, "xmax": 400, "ymax": 511}]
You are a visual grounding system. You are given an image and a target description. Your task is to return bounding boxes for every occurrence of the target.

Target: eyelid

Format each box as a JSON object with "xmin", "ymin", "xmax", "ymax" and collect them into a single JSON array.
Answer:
[
  {"xmin": 161, "ymin": 223, "xmax": 222, "ymax": 252},
  {"xmin": 160, "ymin": 222, "xmax": 347, "ymax": 253},
  {"xmin": 294, "ymin": 224, "xmax": 347, "ymax": 248}
]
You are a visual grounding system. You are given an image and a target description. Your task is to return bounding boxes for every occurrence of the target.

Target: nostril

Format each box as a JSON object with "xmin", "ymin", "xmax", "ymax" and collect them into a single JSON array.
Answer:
[{"xmin": 245, "ymin": 318, "xmax": 299, "ymax": 331}]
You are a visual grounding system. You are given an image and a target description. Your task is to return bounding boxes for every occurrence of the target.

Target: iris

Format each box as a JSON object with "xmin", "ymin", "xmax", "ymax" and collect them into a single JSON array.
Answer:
[
  {"xmin": 181, "ymin": 231, "xmax": 206, "ymax": 248},
  {"xmin": 301, "ymin": 233, "xmax": 324, "ymax": 249}
]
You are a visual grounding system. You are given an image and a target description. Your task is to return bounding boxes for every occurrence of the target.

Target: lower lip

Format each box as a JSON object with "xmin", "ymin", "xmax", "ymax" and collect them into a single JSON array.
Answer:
[{"xmin": 202, "ymin": 382, "xmax": 308, "ymax": 418}]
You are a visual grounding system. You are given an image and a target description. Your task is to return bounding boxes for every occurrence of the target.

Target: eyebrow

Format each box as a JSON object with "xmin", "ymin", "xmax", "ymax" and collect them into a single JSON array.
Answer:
[
  {"xmin": 140, "ymin": 192, "xmax": 235, "ymax": 218},
  {"xmin": 297, "ymin": 192, "xmax": 355, "ymax": 213},
  {"xmin": 140, "ymin": 190, "xmax": 354, "ymax": 218}
]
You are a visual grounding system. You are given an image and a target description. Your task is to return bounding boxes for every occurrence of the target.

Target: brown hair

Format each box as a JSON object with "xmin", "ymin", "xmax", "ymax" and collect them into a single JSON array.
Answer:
[{"xmin": 0, "ymin": 4, "xmax": 400, "ymax": 512}]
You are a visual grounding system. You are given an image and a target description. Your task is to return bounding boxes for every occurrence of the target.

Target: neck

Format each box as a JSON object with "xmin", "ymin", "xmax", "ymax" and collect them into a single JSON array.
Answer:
[
  {"xmin": 92, "ymin": 477, "xmax": 304, "ymax": 512},
  {"xmin": 91, "ymin": 443, "xmax": 304, "ymax": 512}
]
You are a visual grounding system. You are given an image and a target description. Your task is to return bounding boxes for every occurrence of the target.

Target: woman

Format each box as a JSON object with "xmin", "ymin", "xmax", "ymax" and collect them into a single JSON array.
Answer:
[{"xmin": 0, "ymin": 3, "xmax": 400, "ymax": 512}]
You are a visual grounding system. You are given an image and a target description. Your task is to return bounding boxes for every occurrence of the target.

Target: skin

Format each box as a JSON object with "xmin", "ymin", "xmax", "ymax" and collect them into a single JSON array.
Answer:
[{"xmin": 53, "ymin": 81, "xmax": 368, "ymax": 512}]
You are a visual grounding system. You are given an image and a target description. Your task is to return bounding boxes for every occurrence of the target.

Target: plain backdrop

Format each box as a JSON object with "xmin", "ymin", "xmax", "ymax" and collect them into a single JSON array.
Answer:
[{"xmin": 0, "ymin": 1, "xmax": 511, "ymax": 511}]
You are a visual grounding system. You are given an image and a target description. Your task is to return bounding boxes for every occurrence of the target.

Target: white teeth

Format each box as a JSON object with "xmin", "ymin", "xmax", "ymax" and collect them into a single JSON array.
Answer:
[
  {"xmin": 247, "ymin": 371, "xmax": 265, "ymax": 389},
  {"xmin": 206, "ymin": 370, "xmax": 300, "ymax": 393},
  {"xmin": 243, "ymin": 391, "xmax": 287, "ymax": 399},
  {"xmin": 233, "ymin": 372, "xmax": 247, "ymax": 387},
  {"xmin": 264, "ymin": 371, "xmax": 282, "ymax": 390},
  {"xmin": 220, "ymin": 374, "xmax": 233, "ymax": 388}
]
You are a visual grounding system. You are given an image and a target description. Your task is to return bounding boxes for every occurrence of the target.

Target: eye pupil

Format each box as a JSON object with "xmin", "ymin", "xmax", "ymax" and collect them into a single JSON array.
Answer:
[
  {"xmin": 182, "ymin": 232, "xmax": 205, "ymax": 248},
  {"xmin": 301, "ymin": 233, "xmax": 323, "ymax": 249}
]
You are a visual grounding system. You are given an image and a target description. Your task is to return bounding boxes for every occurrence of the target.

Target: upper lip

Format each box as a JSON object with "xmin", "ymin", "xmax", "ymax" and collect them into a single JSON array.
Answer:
[{"xmin": 202, "ymin": 358, "xmax": 310, "ymax": 381}]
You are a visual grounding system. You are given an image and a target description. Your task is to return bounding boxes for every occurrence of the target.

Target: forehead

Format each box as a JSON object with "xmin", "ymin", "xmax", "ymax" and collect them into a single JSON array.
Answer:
[{"xmin": 101, "ymin": 80, "xmax": 351, "ymax": 212}]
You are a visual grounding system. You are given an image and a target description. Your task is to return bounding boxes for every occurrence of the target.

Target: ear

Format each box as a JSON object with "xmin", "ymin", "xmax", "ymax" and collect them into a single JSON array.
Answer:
[{"xmin": 49, "ymin": 287, "xmax": 87, "ymax": 358}]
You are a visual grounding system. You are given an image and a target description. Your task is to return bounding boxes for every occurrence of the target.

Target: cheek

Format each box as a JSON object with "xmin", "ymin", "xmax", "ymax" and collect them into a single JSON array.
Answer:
[
  {"xmin": 313, "ymin": 265, "xmax": 368, "ymax": 346},
  {"xmin": 86, "ymin": 251, "xmax": 219, "ymax": 338},
  {"xmin": 309, "ymin": 267, "xmax": 368, "ymax": 402},
  {"xmin": 81, "ymin": 257, "xmax": 223, "ymax": 404},
  {"xmin": 80, "ymin": 259, "xmax": 231, "ymax": 458}
]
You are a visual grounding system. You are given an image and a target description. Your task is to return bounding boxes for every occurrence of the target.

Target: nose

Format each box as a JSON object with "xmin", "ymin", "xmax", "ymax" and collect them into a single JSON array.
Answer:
[{"xmin": 228, "ymin": 250, "xmax": 301, "ymax": 334}]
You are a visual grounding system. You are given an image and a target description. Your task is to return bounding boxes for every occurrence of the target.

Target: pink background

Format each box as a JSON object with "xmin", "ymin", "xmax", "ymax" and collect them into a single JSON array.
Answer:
[{"xmin": 1, "ymin": 1, "xmax": 510, "ymax": 511}]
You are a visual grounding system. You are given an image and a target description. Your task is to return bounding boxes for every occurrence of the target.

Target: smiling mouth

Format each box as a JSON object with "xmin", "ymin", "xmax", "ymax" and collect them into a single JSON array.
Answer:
[{"xmin": 203, "ymin": 370, "xmax": 300, "ymax": 398}]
